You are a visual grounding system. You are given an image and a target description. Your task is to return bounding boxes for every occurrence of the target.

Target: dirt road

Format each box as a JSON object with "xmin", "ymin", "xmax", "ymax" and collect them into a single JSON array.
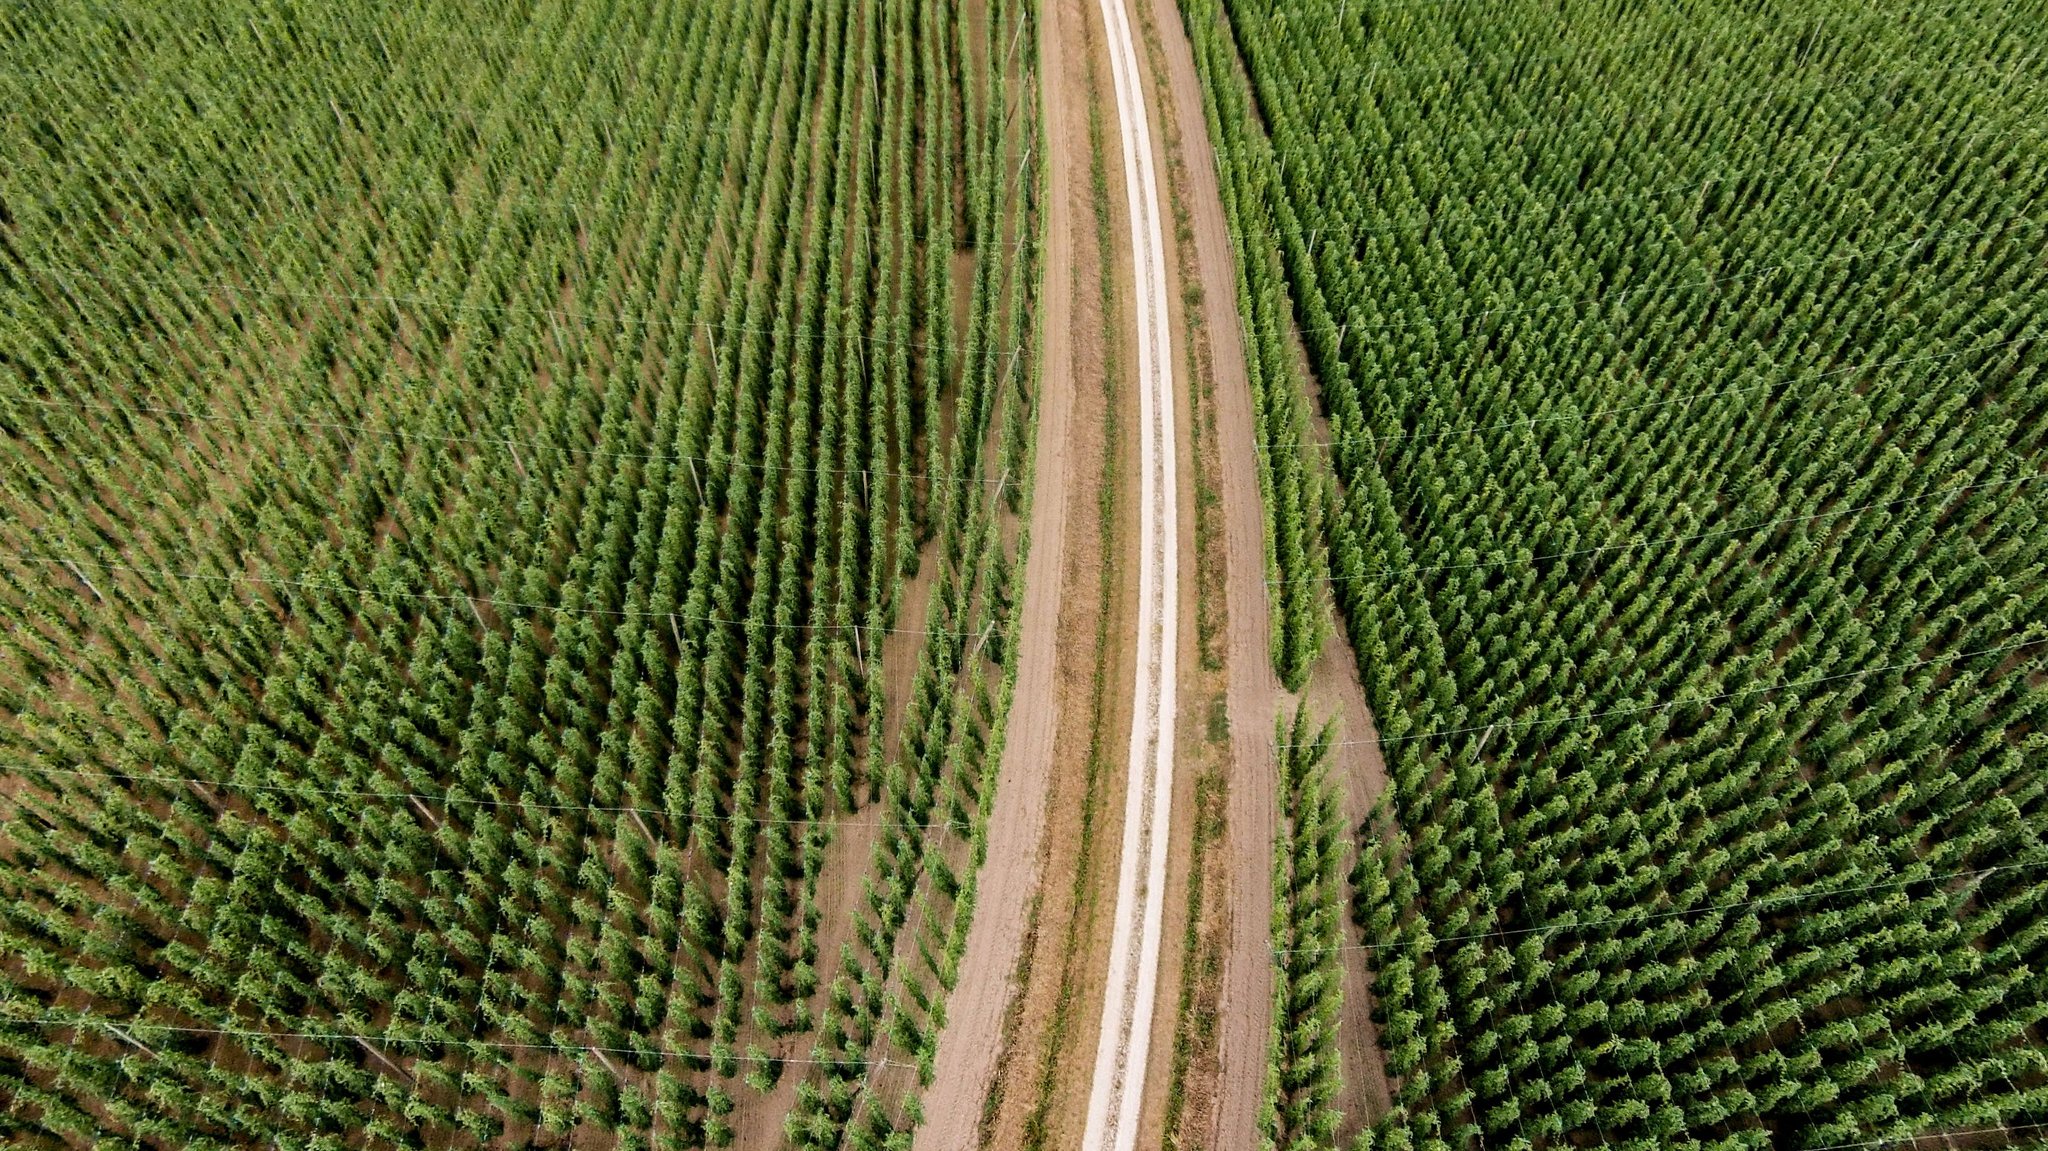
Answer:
[
  {"xmin": 921, "ymin": 0, "xmax": 1390, "ymax": 1144},
  {"xmin": 1140, "ymin": 0, "xmax": 1393, "ymax": 1143},
  {"xmin": 1080, "ymin": 0, "xmax": 1180, "ymax": 1147},
  {"xmin": 1132, "ymin": 1, "xmax": 1283, "ymax": 1145},
  {"xmin": 911, "ymin": 0, "xmax": 1082, "ymax": 1142}
]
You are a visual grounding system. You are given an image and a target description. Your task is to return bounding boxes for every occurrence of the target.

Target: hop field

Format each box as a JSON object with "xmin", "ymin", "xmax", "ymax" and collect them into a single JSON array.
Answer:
[
  {"xmin": 0, "ymin": 0, "xmax": 1038, "ymax": 1147},
  {"xmin": 1180, "ymin": 0, "xmax": 2048, "ymax": 1146}
]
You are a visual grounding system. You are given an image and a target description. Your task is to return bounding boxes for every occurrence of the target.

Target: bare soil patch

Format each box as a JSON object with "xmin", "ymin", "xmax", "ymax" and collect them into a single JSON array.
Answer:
[{"xmin": 1302, "ymin": 641, "xmax": 1396, "ymax": 1137}]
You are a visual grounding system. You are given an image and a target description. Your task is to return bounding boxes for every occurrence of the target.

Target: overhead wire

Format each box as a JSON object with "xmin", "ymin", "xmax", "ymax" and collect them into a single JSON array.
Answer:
[
  {"xmin": 1287, "ymin": 634, "xmax": 2045, "ymax": 752},
  {"xmin": 1274, "ymin": 857, "xmax": 2047, "ymax": 957},
  {"xmin": 1276, "ymin": 472, "xmax": 2044, "ymax": 587}
]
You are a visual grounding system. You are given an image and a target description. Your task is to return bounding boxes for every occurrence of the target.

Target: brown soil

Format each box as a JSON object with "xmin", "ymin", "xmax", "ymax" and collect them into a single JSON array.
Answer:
[
  {"xmin": 1124, "ymin": 0, "xmax": 1215, "ymax": 1141},
  {"xmin": 1133, "ymin": 1, "xmax": 1277, "ymax": 1144},
  {"xmin": 911, "ymin": 0, "xmax": 1137, "ymax": 1143},
  {"xmin": 724, "ymin": 807, "xmax": 884, "ymax": 1149},
  {"xmin": 881, "ymin": 536, "xmax": 946, "ymax": 762},
  {"xmin": 1302, "ymin": 641, "xmax": 1396, "ymax": 1138},
  {"xmin": 1279, "ymin": 116, "xmax": 1398, "ymax": 1151},
  {"xmin": 1137, "ymin": 0, "xmax": 1396, "ymax": 1143}
]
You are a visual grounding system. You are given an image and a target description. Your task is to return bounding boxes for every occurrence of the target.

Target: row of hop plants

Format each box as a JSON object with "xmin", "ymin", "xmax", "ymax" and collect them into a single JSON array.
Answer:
[
  {"xmin": 1181, "ymin": 0, "xmax": 2048, "ymax": 1146},
  {"xmin": 0, "ymin": 0, "xmax": 1038, "ymax": 1146}
]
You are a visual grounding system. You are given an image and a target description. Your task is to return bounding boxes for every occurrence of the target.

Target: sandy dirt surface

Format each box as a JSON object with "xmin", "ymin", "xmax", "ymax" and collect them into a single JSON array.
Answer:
[
  {"xmin": 1303, "ymin": 643, "xmax": 1395, "ymax": 1138},
  {"xmin": 726, "ymin": 813, "xmax": 881, "ymax": 1149},
  {"xmin": 1080, "ymin": 0, "xmax": 1183, "ymax": 1146},
  {"xmin": 910, "ymin": 0, "xmax": 1097, "ymax": 1140},
  {"xmin": 1136, "ymin": 2, "xmax": 1280, "ymax": 1145},
  {"xmin": 1140, "ymin": 0, "xmax": 1394, "ymax": 1144},
  {"xmin": 1286, "ymin": 208, "xmax": 1399, "ymax": 1147}
]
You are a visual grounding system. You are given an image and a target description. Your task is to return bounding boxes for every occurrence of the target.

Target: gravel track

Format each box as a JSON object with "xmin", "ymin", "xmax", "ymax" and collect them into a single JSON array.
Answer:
[
  {"xmin": 1080, "ymin": 0, "xmax": 1180, "ymax": 1145},
  {"xmin": 1133, "ymin": 1, "xmax": 1284, "ymax": 1143}
]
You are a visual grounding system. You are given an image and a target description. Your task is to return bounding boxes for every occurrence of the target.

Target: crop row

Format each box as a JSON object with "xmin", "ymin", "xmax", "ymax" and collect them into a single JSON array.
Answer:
[
  {"xmin": 1183, "ymin": 0, "xmax": 2047, "ymax": 1146},
  {"xmin": 0, "ymin": 0, "xmax": 1037, "ymax": 1147},
  {"xmin": 1264, "ymin": 707, "xmax": 1348, "ymax": 1151},
  {"xmin": 1171, "ymin": 0, "xmax": 1329, "ymax": 690}
]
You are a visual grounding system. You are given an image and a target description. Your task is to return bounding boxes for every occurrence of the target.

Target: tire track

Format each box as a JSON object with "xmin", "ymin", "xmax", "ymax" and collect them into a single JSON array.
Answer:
[
  {"xmin": 1081, "ymin": 0, "xmax": 1179, "ymax": 1144},
  {"xmin": 1131, "ymin": 0, "xmax": 1283, "ymax": 1142},
  {"xmin": 910, "ymin": 0, "xmax": 1077, "ymax": 1138}
]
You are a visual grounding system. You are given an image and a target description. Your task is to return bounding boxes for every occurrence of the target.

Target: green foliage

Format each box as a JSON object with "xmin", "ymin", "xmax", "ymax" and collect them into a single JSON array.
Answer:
[
  {"xmin": 1183, "ymin": 0, "xmax": 2048, "ymax": 1146},
  {"xmin": 0, "ymin": 0, "xmax": 1037, "ymax": 1147},
  {"xmin": 1179, "ymin": 2, "xmax": 1331, "ymax": 689},
  {"xmin": 1265, "ymin": 706, "xmax": 1348, "ymax": 1151}
]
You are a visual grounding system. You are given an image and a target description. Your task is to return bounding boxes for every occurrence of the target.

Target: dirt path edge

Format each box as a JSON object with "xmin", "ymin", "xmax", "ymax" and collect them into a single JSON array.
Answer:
[
  {"xmin": 910, "ymin": 0, "xmax": 1078, "ymax": 1138},
  {"xmin": 1137, "ymin": 3, "xmax": 1282, "ymax": 1147}
]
